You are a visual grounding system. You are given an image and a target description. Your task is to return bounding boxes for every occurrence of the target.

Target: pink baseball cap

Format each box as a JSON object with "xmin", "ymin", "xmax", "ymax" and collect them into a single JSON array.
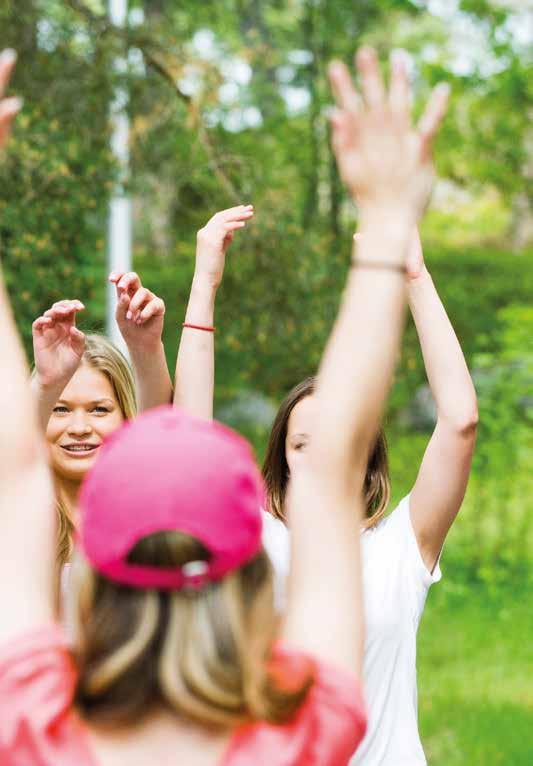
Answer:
[{"xmin": 78, "ymin": 406, "xmax": 264, "ymax": 590}]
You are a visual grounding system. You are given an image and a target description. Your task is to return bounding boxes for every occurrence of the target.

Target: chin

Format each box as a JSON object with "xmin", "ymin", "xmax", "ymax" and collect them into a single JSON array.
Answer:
[{"xmin": 53, "ymin": 454, "xmax": 98, "ymax": 483}]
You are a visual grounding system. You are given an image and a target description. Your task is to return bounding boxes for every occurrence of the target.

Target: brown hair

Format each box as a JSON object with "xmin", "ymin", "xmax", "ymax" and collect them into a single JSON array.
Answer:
[
  {"xmin": 69, "ymin": 531, "xmax": 311, "ymax": 728},
  {"xmin": 262, "ymin": 376, "xmax": 390, "ymax": 528},
  {"xmin": 55, "ymin": 334, "xmax": 137, "ymax": 566}
]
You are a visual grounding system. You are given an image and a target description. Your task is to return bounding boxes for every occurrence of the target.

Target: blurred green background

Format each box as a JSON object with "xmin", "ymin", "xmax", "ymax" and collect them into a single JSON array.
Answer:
[{"xmin": 1, "ymin": 1, "xmax": 532, "ymax": 762}]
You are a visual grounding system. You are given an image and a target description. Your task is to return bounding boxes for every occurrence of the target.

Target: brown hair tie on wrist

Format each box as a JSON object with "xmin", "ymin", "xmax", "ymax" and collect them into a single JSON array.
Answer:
[{"xmin": 351, "ymin": 258, "xmax": 407, "ymax": 274}]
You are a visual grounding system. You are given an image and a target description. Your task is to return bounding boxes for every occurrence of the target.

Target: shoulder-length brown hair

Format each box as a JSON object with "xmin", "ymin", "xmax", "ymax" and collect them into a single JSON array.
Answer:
[{"xmin": 262, "ymin": 376, "xmax": 390, "ymax": 529}]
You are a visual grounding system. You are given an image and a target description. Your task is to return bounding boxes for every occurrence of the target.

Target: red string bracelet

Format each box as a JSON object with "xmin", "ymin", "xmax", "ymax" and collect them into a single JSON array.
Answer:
[{"xmin": 182, "ymin": 323, "xmax": 216, "ymax": 333}]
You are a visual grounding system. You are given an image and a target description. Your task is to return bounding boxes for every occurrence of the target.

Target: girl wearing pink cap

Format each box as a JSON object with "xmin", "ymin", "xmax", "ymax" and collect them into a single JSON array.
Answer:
[{"xmin": 0, "ymin": 46, "xmax": 448, "ymax": 766}]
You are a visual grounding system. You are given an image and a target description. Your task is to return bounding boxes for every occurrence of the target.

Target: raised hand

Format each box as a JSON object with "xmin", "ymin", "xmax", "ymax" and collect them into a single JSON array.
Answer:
[
  {"xmin": 194, "ymin": 205, "xmax": 254, "ymax": 290},
  {"xmin": 32, "ymin": 300, "xmax": 86, "ymax": 388},
  {"xmin": 328, "ymin": 48, "xmax": 449, "ymax": 223},
  {"xmin": 0, "ymin": 49, "xmax": 22, "ymax": 152},
  {"xmin": 109, "ymin": 271, "xmax": 166, "ymax": 353}
]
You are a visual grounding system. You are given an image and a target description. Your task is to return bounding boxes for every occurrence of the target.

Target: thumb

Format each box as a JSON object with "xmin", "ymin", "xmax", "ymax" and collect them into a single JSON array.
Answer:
[{"xmin": 70, "ymin": 326, "xmax": 86, "ymax": 356}]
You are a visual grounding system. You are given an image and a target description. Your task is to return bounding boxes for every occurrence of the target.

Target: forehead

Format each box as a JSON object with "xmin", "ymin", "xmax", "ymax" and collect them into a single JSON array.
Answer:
[
  {"xmin": 287, "ymin": 395, "xmax": 317, "ymax": 438},
  {"xmin": 59, "ymin": 363, "xmax": 117, "ymax": 405}
]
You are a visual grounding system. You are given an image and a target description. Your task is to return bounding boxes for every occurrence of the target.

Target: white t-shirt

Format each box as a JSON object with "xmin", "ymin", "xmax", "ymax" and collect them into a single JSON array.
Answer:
[
  {"xmin": 261, "ymin": 495, "xmax": 441, "ymax": 766},
  {"xmin": 261, "ymin": 509, "xmax": 291, "ymax": 610}
]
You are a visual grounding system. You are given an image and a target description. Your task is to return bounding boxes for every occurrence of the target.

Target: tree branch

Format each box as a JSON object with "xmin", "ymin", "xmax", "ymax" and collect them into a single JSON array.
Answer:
[{"xmin": 65, "ymin": 0, "xmax": 240, "ymax": 202}]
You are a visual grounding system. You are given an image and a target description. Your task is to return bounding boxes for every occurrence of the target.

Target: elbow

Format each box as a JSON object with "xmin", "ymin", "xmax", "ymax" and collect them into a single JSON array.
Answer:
[
  {"xmin": 441, "ymin": 406, "xmax": 479, "ymax": 438},
  {"xmin": 459, "ymin": 403, "xmax": 479, "ymax": 435}
]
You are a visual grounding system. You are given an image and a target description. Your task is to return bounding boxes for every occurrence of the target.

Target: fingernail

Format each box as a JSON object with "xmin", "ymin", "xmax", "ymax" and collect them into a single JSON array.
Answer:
[
  {"xmin": 0, "ymin": 49, "xmax": 17, "ymax": 65},
  {"xmin": 4, "ymin": 96, "xmax": 23, "ymax": 113},
  {"xmin": 126, "ymin": 311, "xmax": 132, "ymax": 320}
]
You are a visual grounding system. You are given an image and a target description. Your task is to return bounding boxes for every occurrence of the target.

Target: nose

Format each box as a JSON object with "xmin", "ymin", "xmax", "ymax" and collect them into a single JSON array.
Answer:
[{"xmin": 67, "ymin": 409, "xmax": 92, "ymax": 437}]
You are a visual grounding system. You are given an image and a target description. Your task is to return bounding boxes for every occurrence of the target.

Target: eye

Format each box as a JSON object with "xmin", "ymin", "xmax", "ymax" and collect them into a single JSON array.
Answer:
[
  {"xmin": 294, "ymin": 442, "xmax": 307, "ymax": 451},
  {"xmin": 52, "ymin": 405, "xmax": 69, "ymax": 414},
  {"xmin": 91, "ymin": 406, "xmax": 111, "ymax": 415}
]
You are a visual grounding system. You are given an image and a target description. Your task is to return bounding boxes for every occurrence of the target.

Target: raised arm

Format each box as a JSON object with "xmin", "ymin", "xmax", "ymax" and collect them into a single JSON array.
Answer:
[
  {"xmin": 31, "ymin": 299, "xmax": 86, "ymax": 430},
  {"xmin": 173, "ymin": 205, "xmax": 253, "ymax": 420},
  {"xmin": 406, "ymin": 230, "xmax": 478, "ymax": 570},
  {"xmin": 109, "ymin": 271, "xmax": 171, "ymax": 411},
  {"xmin": 282, "ymin": 48, "xmax": 449, "ymax": 677},
  {"xmin": 0, "ymin": 50, "xmax": 56, "ymax": 644}
]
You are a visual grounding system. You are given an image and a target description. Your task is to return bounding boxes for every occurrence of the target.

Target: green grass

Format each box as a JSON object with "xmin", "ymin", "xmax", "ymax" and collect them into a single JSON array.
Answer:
[{"xmin": 418, "ymin": 582, "xmax": 533, "ymax": 765}]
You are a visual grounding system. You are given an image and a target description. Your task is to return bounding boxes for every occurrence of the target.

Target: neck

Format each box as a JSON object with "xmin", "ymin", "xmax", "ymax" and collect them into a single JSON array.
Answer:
[{"xmin": 56, "ymin": 475, "xmax": 81, "ymax": 523}]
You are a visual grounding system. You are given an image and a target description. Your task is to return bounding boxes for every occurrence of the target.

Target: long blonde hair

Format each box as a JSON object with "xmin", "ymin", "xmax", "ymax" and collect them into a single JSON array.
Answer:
[
  {"xmin": 56, "ymin": 334, "xmax": 137, "ymax": 565},
  {"xmin": 69, "ymin": 531, "xmax": 311, "ymax": 728}
]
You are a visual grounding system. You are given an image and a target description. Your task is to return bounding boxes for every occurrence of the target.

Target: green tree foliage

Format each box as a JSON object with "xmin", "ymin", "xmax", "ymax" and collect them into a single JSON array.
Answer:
[
  {"xmin": 0, "ymin": 0, "xmax": 531, "ymax": 577},
  {"xmin": 0, "ymin": 0, "xmax": 116, "ymax": 348}
]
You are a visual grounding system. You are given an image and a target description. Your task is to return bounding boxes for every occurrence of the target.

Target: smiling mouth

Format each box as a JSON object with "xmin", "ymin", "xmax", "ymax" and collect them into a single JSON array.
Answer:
[{"xmin": 61, "ymin": 444, "xmax": 99, "ymax": 454}]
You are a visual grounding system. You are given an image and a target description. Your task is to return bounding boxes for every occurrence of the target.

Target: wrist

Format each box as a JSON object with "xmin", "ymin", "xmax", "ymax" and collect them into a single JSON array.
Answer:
[
  {"xmin": 32, "ymin": 372, "xmax": 67, "ymax": 398},
  {"xmin": 128, "ymin": 338, "xmax": 165, "ymax": 362},
  {"xmin": 357, "ymin": 209, "xmax": 413, "ymax": 263},
  {"xmin": 185, "ymin": 276, "xmax": 217, "ymax": 326},
  {"xmin": 191, "ymin": 272, "xmax": 220, "ymax": 295},
  {"xmin": 407, "ymin": 264, "xmax": 430, "ymax": 284}
]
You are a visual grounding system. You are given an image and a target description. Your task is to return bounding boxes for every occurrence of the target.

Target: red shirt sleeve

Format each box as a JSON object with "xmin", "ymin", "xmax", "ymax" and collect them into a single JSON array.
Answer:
[
  {"xmin": 0, "ymin": 625, "xmax": 95, "ymax": 766},
  {"xmin": 222, "ymin": 644, "xmax": 367, "ymax": 766}
]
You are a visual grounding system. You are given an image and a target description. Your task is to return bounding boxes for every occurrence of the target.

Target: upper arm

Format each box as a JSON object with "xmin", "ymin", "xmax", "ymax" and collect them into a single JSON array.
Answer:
[
  {"xmin": 410, "ymin": 418, "xmax": 477, "ymax": 571},
  {"xmin": 281, "ymin": 468, "xmax": 364, "ymax": 679},
  {"xmin": 0, "ymin": 460, "xmax": 56, "ymax": 645}
]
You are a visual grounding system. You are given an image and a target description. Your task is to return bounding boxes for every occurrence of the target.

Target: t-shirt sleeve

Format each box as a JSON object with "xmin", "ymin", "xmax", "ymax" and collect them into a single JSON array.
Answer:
[
  {"xmin": 223, "ymin": 646, "xmax": 367, "ymax": 766},
  {"xmin": 379, "ymin": 495, "xmax": 442, "ymax": 616},
  {"xmin": 0, "ymin": 624, "xmax": 93, "ymax": 766}
]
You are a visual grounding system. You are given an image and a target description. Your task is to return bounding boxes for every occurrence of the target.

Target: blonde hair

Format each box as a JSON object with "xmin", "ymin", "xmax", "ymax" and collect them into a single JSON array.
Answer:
[
  {"xmin": 69, "ymin": 531, "xmax": 311, "ymax": 728},
  {"xmin": 56, "ymin": 334, "xmax": 137, "ymax": 565},
  {"xmin": 262, "ymin": 376, "xmax": 391, "ymax": 529}
]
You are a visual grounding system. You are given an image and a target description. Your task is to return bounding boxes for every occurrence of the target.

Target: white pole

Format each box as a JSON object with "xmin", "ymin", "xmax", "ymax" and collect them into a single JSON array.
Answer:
[{"xmin": 107, "ymin": 0, "xmax": 131, "ymax": 353}]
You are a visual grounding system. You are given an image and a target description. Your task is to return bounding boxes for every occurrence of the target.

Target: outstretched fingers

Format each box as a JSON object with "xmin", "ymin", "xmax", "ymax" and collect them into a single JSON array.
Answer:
[
  {"xmin": 356, "ymin": 47, "xmax": 385, "ymax": 108},
  {"xmin": 0, "ymin": 50, "xmax": 21, "ymax": 148},
  {"xmin": 330, "ymin": 108, "xmax": 356, "ymax": 153},
  {"xmin": 417, "ymin": 82, "xmax": 450, "ymax": 160},
  {"xmin": 328, "ymin": 61, "xmax": 361, "ymax": 114},
  {"xmin": 0, "ymin": 49, "xmax": 17, "ymax": 98},
  {"xmin": 388, "ymin": 51, "xmax": 410, "ymax": 124}
]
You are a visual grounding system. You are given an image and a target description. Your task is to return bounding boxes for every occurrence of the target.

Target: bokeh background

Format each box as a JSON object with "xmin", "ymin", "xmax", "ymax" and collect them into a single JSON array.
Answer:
[{"xmin": 1, "ymin": 1, "xmax": 532, "ymax": 762}]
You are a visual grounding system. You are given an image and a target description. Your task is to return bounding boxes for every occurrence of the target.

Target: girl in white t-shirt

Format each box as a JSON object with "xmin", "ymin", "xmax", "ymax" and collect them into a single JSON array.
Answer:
[
  {"xmin": 261, "ymin": 231, "xmax": 478, "ymax": 765},
  {"xmin": 170, "ymin": 65, "xmax": 472, "ymax": 766}
]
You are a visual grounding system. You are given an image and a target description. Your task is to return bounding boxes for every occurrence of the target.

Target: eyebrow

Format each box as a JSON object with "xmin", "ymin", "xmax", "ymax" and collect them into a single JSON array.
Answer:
[
  {"xmin": 56, "ymin": 398, "xmax": 115, "ymax": 406},
  {"xmin": 290, "ymin": 433, "xmax": 309, "ymax": 440}
]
